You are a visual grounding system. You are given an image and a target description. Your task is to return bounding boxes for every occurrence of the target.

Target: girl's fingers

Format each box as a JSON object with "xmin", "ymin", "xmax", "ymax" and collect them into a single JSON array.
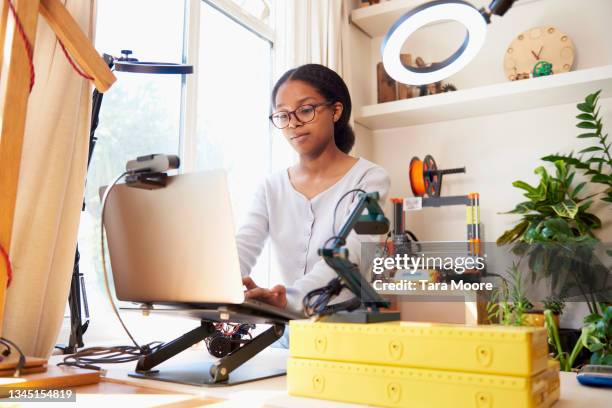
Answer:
[
  {"xmin": 242, "ymin": 276, "xmax": 258, "ymax": 290},
  {"xmin": 245, "ymin": 287, "xmax": 270, "ymax": 299}
]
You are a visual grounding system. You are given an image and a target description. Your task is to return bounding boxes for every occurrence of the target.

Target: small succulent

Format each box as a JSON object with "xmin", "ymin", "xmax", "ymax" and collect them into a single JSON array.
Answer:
[{"xmin": 542, "ymin": 295, "xmax": 566, "ymax": 315}]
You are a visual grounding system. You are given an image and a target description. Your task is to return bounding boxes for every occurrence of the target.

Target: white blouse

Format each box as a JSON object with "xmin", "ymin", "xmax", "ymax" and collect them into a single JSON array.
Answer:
[{"xmin": 236, "ymin": 157, "xmax": 390, "ymax": 314}]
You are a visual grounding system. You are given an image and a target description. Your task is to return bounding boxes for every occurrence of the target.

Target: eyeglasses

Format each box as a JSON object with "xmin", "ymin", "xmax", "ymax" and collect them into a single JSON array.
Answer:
[{"xmin": 269, "ymin": 101, "xmax": 333, "ymax": 129}]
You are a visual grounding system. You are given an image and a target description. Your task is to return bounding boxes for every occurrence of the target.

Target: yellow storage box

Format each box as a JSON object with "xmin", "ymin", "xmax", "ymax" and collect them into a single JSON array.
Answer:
[
  {"xmin": 287, "ymin": 358, "xmax": 560, "ymax": 408},
  {"xmin": 290, "ymin": 320, "xmax": 548, "ymax": 377}
]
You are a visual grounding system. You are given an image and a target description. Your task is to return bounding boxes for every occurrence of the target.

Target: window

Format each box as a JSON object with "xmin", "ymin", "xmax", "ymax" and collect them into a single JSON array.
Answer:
[
  {"xmin": 57, "ymin": 0, "xmax": 276, "ymax": 346},
  {"xmin": 194, "ymin": 1, "xmax": 273, "ymax": 283}
]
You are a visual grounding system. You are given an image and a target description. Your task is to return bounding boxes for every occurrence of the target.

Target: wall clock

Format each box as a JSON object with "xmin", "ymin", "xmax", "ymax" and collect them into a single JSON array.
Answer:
[{"xmin": 503, "ymin": 26, "xmax": 575, "ymax": 80}]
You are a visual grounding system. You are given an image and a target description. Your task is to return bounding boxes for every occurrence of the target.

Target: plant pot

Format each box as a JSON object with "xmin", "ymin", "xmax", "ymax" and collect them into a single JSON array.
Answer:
[{"xmin": 523, "ymin": 310, "xmax": 560, "ymax": 328}]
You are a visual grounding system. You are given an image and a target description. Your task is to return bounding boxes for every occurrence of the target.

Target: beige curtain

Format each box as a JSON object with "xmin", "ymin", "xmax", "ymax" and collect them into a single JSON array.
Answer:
[
  {"xmin": 273, "ymin": 0, "xmax": 350, "ymax": 77},
  {"xmin": 2, "ymin": 0, "xmax": 95, "ymax": 358}
]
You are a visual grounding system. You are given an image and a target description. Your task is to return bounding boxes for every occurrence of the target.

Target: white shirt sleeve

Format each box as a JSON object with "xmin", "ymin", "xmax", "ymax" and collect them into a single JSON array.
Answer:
[
  {"xmin": 284, "ymin": 167, "xmax": 390, "ymax": 314},
  {"xmin": 235, "ymin": 182, "xmax": 269, "ymax": 277}
]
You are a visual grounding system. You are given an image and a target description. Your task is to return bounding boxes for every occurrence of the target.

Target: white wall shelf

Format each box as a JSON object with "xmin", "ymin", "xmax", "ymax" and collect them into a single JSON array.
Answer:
[
  {"xmin": 350, "ymin": 0, "xmax": 541, "ymax": 38},
  {"xmin": 351, "ymin": 0, "xmax": 426, "ymax": 38},
  {"xmin": 355, "ymin": 65, "xmax": 612, "ymax": 130}
]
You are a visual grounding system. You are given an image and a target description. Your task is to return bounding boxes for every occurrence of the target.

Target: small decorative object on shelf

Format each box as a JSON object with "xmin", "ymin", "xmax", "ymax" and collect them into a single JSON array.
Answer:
[
  {"xmin": 377, "ymin": 53, "xmax": 416, "ymax": 102},
  {"xmin": 377, "ymin": 55, "xmax": 459, "ymax": 103},
  {"xmin": 511, "ymin": 72, "xmax": 531, "ymax": 81},
  {"xmin": 376, "ymin": 61, "xmax": 396, "ymax": 103},
  {"xmin": 532, "ymin": 60, "xmax": 553, "ymax": 77},
  {"xmin": 359, "ymin": 0, "xmax": 381, "ymax": 7},
  {"xmin": 441, "ymin": 83, "xmax": 457, "ymax": 92},
  {"xmin": 504, "ymin": 26, "xmax": 575, "ymax": 81}
]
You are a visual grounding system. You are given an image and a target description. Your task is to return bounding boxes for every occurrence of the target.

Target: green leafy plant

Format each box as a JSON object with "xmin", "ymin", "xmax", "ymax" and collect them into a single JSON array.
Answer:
[
  {"xmin": 582, "ymin": 305, "xmax": 612, "ymax": 365},
  {"xmin": 545, "ymin": 304, "xmax": 612, "ymax": 371},
  {"xmin": 497, "ymin": 159, "xmax": 605, "ymax": 314},
  {"xmin": 545, "ymin": 309, "xmax": 584, "ymax": 371},
  {"xmin": 497, "ymin": 160, "xmax": 601, "ymax": 246},
  {"xmin": 542, "ymin": 90, "xmax": 612, "ymax": 205},
  {"xmin": 542, "ymin": 295, "xmax": 566, "ymax": 315},
  {"xmin": 487, "ymin": 263, "xmax": 533, "ymax": 326}
]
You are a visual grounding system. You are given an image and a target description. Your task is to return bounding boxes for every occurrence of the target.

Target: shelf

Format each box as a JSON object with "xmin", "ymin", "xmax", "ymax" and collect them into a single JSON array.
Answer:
[
  {"xmin": 351, "ymin": 0, "xmax": 427, "ymax": 38},
  {"xmin": 350, "ymin": 0, "xmax": 537, "ymax": 38},
  {"xmin": 355, "ymin": 65, "xmax": 612, "ymax": 130}
]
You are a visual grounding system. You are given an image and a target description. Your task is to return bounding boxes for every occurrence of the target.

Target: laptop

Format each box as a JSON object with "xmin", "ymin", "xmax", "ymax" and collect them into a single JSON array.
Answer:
[{"xmin": 102, "ymin": 170, "xmax": 302, "ymax": 323}]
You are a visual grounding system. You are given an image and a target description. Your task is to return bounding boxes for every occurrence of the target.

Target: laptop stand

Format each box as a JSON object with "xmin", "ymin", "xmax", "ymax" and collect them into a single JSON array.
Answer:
[{"xmin": 129, "ymin": 319, "xmax": 286, "ymax": 386}]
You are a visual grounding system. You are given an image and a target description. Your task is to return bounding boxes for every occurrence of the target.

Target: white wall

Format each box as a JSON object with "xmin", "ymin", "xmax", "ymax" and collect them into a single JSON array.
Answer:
[{"xmin": 346, "ymin": 0, "xmax": 612, "ymax": 325}]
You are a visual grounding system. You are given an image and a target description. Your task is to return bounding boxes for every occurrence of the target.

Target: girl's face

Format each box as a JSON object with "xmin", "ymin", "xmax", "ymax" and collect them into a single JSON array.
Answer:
[{"xmin": 273, "ymin": 80, "xmax": 342, "ymax": 157}]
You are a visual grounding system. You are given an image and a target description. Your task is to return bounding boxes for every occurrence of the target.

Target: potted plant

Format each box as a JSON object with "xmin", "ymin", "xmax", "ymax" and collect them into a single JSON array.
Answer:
[
  {"xmin": 496, "ymin": 91, "xmax": 612, "ymax": 315},
  {"xmin": 542, "ymin": 295, "xmax": 565, "ymax": 328},
  {"xmin": 545, "ymin": 303, "xmax": 612, "ymax": 371},
  {"xmin": 487, "ymin": 263, "xmax": 534, "ymax": 326},
  {"xmin": 498, "ymin": 90, "xmax": 612, "ymax": 370},
  {"xmin": 542, "ymin": 90, "xmax": 611, "ymax": 206}
]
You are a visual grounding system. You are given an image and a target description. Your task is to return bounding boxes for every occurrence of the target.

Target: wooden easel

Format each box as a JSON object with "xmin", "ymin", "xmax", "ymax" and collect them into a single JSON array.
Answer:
[{"xmin": 0, "ymin": 0, "xmax": 115, "ymax": 338}]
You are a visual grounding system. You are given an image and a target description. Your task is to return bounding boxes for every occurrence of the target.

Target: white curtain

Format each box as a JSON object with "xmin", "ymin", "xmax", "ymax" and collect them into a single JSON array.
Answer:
[
  {"xmin": 2, "ymin": 0, "xmax": 95, "ymax": 358},
  {"xmin": 273, "ymin": 0, "xmax": 350, "ymax": 77}
]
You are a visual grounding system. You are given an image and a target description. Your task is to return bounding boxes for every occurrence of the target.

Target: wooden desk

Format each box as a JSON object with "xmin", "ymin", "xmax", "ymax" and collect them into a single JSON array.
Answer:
[{"xmin": 49, "ymin": 347, "xmax": 610, "ymax": 407}]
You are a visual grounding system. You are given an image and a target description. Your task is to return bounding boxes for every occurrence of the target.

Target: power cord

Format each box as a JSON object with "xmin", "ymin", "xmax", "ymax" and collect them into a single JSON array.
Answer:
[
  {"xmin": 99, "ymin": 171, "xmax": 143, "ymax": 350},
  {"xmin": 0, "ymin": 337, "xmax": 26, "ymax": 377},
  {"xmin": 58, "ymin": 171, "xmax": 164, "ymax": 371},
  {"xmin": 57, "ymin": 342, "xmax": 163, "ymax": 373},
  {"xmin": 332, "ymin": 188, "xmax": 366, "ymax": 235},
  {"xmin": 302, "ymin": 276, "xmax": 361, "ymax": 318}
]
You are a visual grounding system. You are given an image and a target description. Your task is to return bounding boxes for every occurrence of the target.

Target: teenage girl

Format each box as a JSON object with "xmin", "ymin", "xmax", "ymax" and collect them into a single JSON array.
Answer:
[{"xmin": 237, "ymin": 63, "xmax": 390, "ymax": 314}]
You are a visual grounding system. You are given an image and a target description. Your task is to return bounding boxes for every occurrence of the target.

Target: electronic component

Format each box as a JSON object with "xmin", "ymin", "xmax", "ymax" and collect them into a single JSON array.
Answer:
[
  {"xmin": 124, "ymin": 154, "xmax": 180, "ymax": 190},
  {"xmin": 306, "ymin": 190, "xmax": 399, "ymax": 323},
  {"xmin": 205, "ymin": 323, "xmax": 255, "ymax": 358}
]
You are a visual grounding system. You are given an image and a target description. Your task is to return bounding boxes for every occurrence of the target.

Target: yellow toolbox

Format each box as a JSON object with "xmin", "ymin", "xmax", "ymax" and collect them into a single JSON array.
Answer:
[
  {"xmin": 290, "ymin": 320, "xmax": 549, "ymax": 377},
  {"xmin": 287, "ymin": 358, "xmax": 560, "ymax": 408}
]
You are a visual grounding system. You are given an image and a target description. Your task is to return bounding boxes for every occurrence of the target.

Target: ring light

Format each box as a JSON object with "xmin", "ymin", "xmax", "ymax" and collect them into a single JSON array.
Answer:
[{"xmin": 381, "ymin": 0, "xmax": 487, "ymax": 85}]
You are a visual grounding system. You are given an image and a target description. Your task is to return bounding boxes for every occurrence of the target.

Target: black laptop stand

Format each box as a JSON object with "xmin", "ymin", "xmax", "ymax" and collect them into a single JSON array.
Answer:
[{"xmin": 125, "ymin": 303, "xmax": 297, "ymax": 386}]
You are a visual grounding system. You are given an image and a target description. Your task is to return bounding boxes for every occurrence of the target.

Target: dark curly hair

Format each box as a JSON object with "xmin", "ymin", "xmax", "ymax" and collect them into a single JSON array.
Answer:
[{"xmin": 271, "ymin": 64, "xmax": 355, "ymax": 154}]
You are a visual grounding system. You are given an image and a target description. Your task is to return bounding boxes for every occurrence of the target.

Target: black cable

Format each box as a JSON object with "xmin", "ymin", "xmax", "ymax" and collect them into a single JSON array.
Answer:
[
  {"xmin": 405, "ymin": 230, "xmax": 419, "ymax": 242},
  {"xmin": 57, "ymin": 342, "xmax": 164, "ymax": 372},
  {"xmin": 303, "ymin": 277, "xmax": 345, "ymax": 317},
  {"xmin": 0, "ymin": 337, "xmax": 26, "ymax": 377},
  {"xmin": 332, "ymin": 189, "xmax": 366, "ymax": 236}
]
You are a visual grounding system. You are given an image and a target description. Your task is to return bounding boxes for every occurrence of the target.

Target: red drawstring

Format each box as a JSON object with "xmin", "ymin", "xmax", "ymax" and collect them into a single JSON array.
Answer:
[
  {"xmin": 6, "ymin": 0, "xmax": 95, "ymax": 92},
  {"xmin": 6, "ymin": 0, "xmax": 35, "ymax": 92},
  {"xmin": 58, "ymin": 38, "xmax": 94, "ymax": 81},
  {"xmin": 0, "ymin": 244, "xmax": 12, "ymax": 288}
]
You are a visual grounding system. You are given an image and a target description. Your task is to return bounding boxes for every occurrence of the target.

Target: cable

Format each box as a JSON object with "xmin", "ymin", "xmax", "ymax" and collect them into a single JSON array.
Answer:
[
  {"xmin": 302, "ymin": 276, "xmax": 362, "ymax": 318},
  {"xmin": 57, "ymin": 342, "xmax": 164, "ymax": 372},
  {"xmin": 332, "ymin": 188, "xmax": 366, "ymax": 236},
  {"xmin": 100, "ymin": 171, "xmax": 145, "ymax": 350},
  {"xmin": 0, "ymin": 337, "xmax": 26, "ymax": 377},
  {"xmin": 303, "ymin": 277, "xmax": 345, "ymax": 317}
]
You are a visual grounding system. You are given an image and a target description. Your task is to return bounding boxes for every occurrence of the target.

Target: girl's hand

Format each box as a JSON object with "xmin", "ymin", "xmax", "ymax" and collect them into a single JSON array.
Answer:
[{"xmin": 242, "ymin": 276, "xmax": 287, "ymax": 309}]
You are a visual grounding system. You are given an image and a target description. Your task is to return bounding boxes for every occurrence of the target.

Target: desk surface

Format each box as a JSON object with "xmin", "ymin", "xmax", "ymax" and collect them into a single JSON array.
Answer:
[{"xmin": 49, "ymin": 346, "xmax": 611, "ymax": 407}]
